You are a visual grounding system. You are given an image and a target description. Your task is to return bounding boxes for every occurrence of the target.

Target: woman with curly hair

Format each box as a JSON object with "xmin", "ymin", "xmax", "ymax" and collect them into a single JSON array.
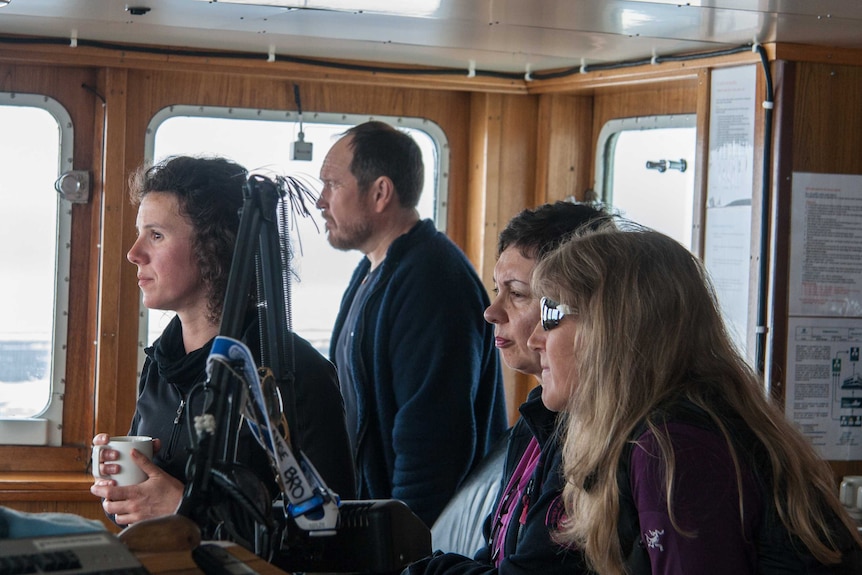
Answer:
[{"xmin": 90, "ymin": 156, "xmax": 354, "ymax": 529}]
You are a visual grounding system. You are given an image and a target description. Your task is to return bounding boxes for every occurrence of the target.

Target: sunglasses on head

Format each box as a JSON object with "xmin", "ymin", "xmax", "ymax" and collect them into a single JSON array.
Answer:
[{"xmin": 540, "ymin": 297, "xmax": 575, "ymax": 331}]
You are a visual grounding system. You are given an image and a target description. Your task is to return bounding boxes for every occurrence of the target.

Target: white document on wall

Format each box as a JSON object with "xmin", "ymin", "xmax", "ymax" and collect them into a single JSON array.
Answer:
[
  {"xmin": 705, "ymin": 65, "xmax": 756, "ymax": 207},
  {"xmin": 786, "ymin": 172, "xmax": 862, "ymax": 459},
  {"xmin": 789, "ymin": 172, "xmax": 862, "ymax": 317},
  {"xmin": 704, "ymin": 64, "xmax": 756, "ymax": 358},
  {"xmin": 785, "ymin": 316, "xmax": 862, "ymax": 460}
]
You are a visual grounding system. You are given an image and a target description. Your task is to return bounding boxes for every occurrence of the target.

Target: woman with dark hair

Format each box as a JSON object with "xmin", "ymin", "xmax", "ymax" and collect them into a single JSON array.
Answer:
[
  {"xmin": 529, "ymin": 224, "xmax": 862, "ymax": 574},
  {"xmin": 90, "ymin": 156, "xmax": 355, "ymax": 528},
  {"xmin": 406, "ymin": 201, "xmax": 608, "ymax": 575}
]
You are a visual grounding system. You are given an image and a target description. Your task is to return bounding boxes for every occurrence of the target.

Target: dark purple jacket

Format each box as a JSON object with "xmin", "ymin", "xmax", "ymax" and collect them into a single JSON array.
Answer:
[{"xmin": 618, "ymin": 400, "xmax": 862, "ymax": 574}]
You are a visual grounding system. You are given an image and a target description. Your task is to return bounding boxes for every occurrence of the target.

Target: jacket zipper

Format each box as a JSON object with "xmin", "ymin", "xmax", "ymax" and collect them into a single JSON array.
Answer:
[
  {"xmin": 519, "ymin": 477, "xmax": 535, "ymax": 525},
  {"xmin": 164, "ymin": 386, "xmax": 186, "ymax": 460}
]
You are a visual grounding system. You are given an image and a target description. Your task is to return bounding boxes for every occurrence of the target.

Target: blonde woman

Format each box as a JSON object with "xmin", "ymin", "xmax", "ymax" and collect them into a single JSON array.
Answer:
[{"xmin": 528, "ymin": 224, "xmax": 862, "ymax": 574}]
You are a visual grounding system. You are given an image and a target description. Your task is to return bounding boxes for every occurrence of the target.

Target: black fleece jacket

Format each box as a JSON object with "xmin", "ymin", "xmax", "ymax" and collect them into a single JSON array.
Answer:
[{"xmin": 129, "ymin": 313, "xmax": 356, "ymax": 501}]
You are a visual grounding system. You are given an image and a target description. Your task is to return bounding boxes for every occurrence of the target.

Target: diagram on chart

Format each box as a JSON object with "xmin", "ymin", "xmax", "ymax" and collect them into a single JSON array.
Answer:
[
  {"xmin": 833, "ymin": 347, "xmax": 862, "ymax": 427},
  {"xmin": 786, "ymin": 318, "xmax": 862, "ymax": 460}
]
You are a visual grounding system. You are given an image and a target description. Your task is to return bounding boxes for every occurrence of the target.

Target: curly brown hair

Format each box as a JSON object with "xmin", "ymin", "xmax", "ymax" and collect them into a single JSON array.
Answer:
[{"xmin": 129, "ymin": 155, "xmax": 248, "ymax": 324}]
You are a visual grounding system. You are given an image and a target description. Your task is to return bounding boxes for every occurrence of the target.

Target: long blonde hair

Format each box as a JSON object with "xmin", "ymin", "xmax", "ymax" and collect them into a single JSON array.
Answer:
[{"xmin": 532, "ymin": 224, "xmax": 861, "ymax": 575}]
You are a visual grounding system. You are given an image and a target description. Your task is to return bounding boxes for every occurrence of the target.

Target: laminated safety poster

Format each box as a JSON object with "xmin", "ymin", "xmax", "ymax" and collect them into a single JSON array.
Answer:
[{"xmin": 785, "ymin": 172, "xmax": 862, "ymax": 460}]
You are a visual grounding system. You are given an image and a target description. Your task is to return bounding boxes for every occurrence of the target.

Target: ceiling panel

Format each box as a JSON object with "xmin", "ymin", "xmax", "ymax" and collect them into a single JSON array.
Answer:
[{"xmin": 1, "ymin": 0, "xmax": 861, "ymax": 74}]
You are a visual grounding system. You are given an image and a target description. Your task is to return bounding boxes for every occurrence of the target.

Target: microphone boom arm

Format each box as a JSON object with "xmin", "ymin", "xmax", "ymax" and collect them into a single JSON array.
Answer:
[{"xmin": 176, "ymin": 175, "xmax": 339, "ymax": 548}]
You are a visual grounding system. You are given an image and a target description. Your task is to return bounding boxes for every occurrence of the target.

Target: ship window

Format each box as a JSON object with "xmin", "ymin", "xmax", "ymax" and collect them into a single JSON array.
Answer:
[
  {"xmin": 0, "ymin": 93, "xmax": 73, "ymax": 446},
  {"xmin": 597, "ymin": 114, "xmax": 752, "ymax": 359},
  {"xmin": 141, "ymin": 108, "xmax": 447, "ymax": 358},
  {"xmin": 596, "ymin": 115, "xmax": 697, "ymax": 250}
]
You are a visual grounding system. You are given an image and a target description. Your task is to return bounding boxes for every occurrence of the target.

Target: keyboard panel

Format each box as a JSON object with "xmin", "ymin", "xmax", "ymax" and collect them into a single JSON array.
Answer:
[{"xmin": 0, "ymin": 532, "xmax": 148, "ymax": 575}]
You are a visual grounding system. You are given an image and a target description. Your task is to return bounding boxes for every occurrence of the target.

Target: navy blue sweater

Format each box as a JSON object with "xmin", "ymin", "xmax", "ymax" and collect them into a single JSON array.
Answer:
[{"xmin": 330, "ymin": 219, "xmax": 507, "ymax": 526}]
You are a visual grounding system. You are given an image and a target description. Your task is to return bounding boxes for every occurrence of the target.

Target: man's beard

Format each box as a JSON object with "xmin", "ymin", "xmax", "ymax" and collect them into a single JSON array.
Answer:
[{"xmin": 327, "ymin": 217, "xmax": 374, "ymax": 252}]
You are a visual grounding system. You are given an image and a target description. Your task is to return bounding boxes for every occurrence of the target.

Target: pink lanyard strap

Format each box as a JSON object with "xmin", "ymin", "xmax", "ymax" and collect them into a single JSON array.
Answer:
[{"xmin": 489, "ymin": 436, "xmax": 541, "ymax": 566}]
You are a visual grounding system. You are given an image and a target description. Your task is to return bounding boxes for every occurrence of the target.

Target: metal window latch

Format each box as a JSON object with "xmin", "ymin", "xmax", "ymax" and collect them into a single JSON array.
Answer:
[
  {"xmin": 54, "ymin": 170, "xmax": 90, "ymax": 203},
  {"xmin": 645, "ymin": 159, "xmax": 687, "ymax": 173}
]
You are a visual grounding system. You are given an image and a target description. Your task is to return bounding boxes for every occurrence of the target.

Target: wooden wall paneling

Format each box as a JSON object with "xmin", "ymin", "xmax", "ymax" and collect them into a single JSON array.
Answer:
[
  {"xmin": 772, "ymin": 44, "xmax": 862, "ymax": 68},
  {"xmin": 793, "ymin": 63, "xmax": 862, "ymax": 174},
  {"xmin": 467, "ymin": 92, "xmax": 540, "ymax": 423},
  {"xmin": 83, "ymin": 70, "xmax": 108, "ymax": 449},
  {"xmin": 534, "ymin": 96, "xmax": 553, "ymax": 206},
  {"xmin": 60, "ymin": 75, "xmax": 100, "ymax": 458},
  {"xmin": 466, "ymin": 93, "xmax": 499, "ymax": 284},
  {"xmin": 0, "ymin": 447, "xmax": 89, "ymax": 473},
  {"xmin": 535, "ymin": 94, "xmax": 594, "ymax": 204},
  {"xmin": 125, "ymin": 69, "xmax": 471, "ymax": 139},
  {"xmin": 0, "ymin": 42, "xmax": 526, "ymax": 95},
  {"xmin": 691, "ymin": 69, "xmax": 710, "ymax": 257},
  {"xmin": 498, "ymin": 94, "xmax": 539, "ymax": 246},
  {"xmin": 93, "ymin": 68, "xmax": 141, "ymax": 437},
  {"xmin": 767, "ymin": 59, "xmax": 795, "ymax": 410},
  {"xmin": 530, "ymin": 51, "xmax": 760, "ymax": 96}
]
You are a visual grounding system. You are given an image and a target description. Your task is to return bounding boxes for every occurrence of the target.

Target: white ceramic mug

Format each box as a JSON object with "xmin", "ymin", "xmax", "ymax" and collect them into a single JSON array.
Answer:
[{"xmin": 92, "ymin": 435, "xmax": 154, "ymax": 486}]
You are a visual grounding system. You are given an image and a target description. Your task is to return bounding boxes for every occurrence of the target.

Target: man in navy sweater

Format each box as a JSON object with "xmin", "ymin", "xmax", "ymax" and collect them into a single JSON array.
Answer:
[{"xmin": 317, "ymin": 121, "xmax": 507, "ymax": 526}]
